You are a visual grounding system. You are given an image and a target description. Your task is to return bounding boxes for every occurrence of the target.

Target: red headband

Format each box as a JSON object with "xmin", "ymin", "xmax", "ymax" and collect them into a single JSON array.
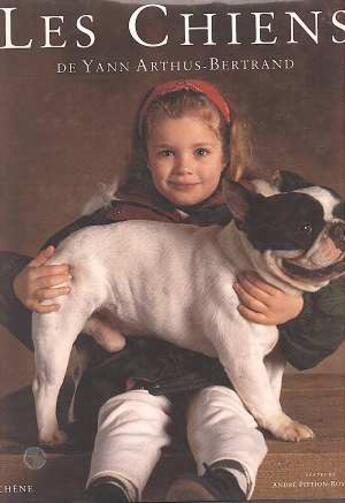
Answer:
[{"xmin": 138, "ymin": 79, "xmax": 231, "ymax": 136}]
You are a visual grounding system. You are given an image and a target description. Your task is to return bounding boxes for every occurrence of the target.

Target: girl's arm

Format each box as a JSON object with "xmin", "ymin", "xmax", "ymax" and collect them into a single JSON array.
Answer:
[
  {"xmin": 13, "ymin": 246, "xmax": 71, "ymax": 313},
  {"xmin": 278, "ymin": 279, "xmax": 345, "ymax": 369},
  {"xmin": 235, "ymin": 272, "xmax": 345, "ymax": 369},
  {"xmin": 13, "ymin": 206, "xmax": 115, "ymax": 313}
]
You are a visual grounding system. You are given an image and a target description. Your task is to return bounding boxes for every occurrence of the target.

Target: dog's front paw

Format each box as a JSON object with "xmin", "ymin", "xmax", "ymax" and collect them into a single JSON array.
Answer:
[
  {"xmin": 39, "ymin": 429, "xmax": 68, "ymax": 448},
  {"xmin": 268, "ymin": 413, "xmax": 315, "ymax": 442}
]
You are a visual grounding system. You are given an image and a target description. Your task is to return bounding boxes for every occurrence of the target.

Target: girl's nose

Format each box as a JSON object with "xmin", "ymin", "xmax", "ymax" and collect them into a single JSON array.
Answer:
[{"xmin": 174, "ymin": 154, "xmax": 194, "ymax": 174}]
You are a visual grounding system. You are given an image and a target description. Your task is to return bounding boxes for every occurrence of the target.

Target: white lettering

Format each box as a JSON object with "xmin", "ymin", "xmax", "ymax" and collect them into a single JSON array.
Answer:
[
  {"xmin": 0, "ymin": 8, "xmax": 32, "ymax": 49},
  {"xmin": 41, "ymin": 16, "xmax": 67, "ymax": 48},
  {"xmin": 252, "ymin": 12, "xmax": 277, "ymax": 45},
  {"xmin": 332, "ymin": 10, "xmax": 345, "ymax": 43},
  {"xmin": 129, "ymin": 4, "xmax": 168, "ymax": 47},
  {"xmin": 227, "ymin": 13, "xmax": 241, "ymax": 45},
  {"xmin": 181, "ymin": 13, "xmax": 216, "ymax": 45},
  {"xmin": 76, "ymin": 15, "xmax": 95, "ymax": 48},
  {"xmin": 287, "ymin": 11, "xmax": 321, "ymax": 44}
]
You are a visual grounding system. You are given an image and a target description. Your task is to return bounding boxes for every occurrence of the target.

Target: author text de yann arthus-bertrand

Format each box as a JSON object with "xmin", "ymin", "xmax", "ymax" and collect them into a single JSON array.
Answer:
[{"xmin": 0, "ymin": 5, "xmax": 344, "ymax": 49}]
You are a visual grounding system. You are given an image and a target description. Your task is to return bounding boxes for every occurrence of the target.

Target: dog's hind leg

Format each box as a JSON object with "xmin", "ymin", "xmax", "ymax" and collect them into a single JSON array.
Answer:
[
  {"xmin": 66, "ymin": 346, "xmax": 90, "ymax": 424},
  {"xmin": 32, "ymin": 304, "xmax": 92, "ymax": 447}
]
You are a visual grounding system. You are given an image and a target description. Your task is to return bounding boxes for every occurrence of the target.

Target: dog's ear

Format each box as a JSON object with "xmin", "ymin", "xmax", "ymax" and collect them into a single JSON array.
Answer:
[
  {"xmin": 246, "ymin": 170, "xmax": 313, "ymax": 197},
  {"xmin": 275, "ymin": 170, "xmax": 314, "ymax": 192},
  {"xmin": 222, "ymin": 178, "xmax": 264, "ymax": 225}
]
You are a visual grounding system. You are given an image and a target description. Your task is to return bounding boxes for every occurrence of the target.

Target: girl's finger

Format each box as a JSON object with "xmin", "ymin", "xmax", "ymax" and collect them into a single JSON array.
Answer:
[
  {"xmin": 36, "ymin": 287, "xmax": 71, "ymax": 301},
  {"xmin": 233, "ymin": 283, "xmax": 267, "ymax": 313},
  {"xmin": 29, "ymin": 264, "xmax": 71, "ymax": 280},
  {"xmin": 237, "ymin": 305, "xmax": 272, "ymax": 325},
  {"xmin": 35, "ymin": 274, "xmax": 72, "ymax": 289},
  {"xmin": 239, "ymin": 271, "xmax": 282, "ymax": 296},
  {"xmin": 40, "ymin": 264, "xmax": 71, "ymax": 276},
  {"xmin": 29, "ymin": 246, "xmax": 56, "ymax": 268},
  {"xmin": 34, "ymin": 303, "xmax": 61, "ymax": 314},
  {"xmin": 236, "ymin": 276, "xmax": 273, "ymax": 302}
]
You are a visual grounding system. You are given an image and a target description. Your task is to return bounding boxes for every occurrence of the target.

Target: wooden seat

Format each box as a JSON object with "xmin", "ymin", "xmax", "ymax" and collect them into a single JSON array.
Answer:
[{"xmin": 0, "ymin": 375, "xmax": 344, "ymax": 502}]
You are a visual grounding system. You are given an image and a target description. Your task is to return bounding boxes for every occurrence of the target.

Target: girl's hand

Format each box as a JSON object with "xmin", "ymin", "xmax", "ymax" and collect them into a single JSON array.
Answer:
[
  {"xmin": 233, "ymin": 271, "xmax": 304, "ymax": 325},
  {"xmin": 13, "ymin": 245, "xmax": 72, "ymax": 313}
]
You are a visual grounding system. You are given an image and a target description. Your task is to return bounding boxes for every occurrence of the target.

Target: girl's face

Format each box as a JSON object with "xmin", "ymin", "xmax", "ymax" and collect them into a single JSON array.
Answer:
[{"xmin": 146, "ymin": 115, "xmax": 226, "ymax": 206}]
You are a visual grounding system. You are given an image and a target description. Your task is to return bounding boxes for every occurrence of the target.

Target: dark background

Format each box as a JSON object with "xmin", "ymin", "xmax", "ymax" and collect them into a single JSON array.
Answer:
[{"xmin": 0, "ymin": 0, "xmax": 344, "ymax": 392}]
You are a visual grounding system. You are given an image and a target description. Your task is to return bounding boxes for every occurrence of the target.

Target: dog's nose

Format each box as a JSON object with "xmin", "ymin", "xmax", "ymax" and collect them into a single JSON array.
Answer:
[{"xmin": 329, "ymin": 222, "xmax": 345, "ymax": 251}]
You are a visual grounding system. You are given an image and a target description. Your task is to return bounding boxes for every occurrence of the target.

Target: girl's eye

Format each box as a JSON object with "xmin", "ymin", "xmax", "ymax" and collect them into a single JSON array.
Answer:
[
  {"xmin": 159, "ymin": 150, "xmax": 174, "ymax": 158},
  {"xmin": 195, "ymin": 148, "xmax": 209, "ymax": 157}
]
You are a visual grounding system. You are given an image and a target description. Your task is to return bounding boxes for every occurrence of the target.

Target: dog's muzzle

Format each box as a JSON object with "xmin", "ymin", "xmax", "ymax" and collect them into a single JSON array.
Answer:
[
  {"xmin": 281, "ymin": 221, "xmax": 345, "ymax": 282},
  {"xmin": 329, "ymin": 222, "xmax": 345, "ymax": 252}
]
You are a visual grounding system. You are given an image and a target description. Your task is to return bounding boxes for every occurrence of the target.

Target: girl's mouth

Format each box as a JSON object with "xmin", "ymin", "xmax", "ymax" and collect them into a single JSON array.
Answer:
[{"xmin": 169, "ymin": 182, "xmax": 200, "ymax": 190}]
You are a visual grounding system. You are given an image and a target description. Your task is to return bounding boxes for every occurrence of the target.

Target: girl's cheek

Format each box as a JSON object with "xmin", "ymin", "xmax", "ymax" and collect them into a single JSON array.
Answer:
[
  {"xmin": 151, "ymin": 168, "xmax": 166, "ymax": 189},
  {"xmin": 156, "ymin": 162, "xmax": 172, "ymax": 177}
]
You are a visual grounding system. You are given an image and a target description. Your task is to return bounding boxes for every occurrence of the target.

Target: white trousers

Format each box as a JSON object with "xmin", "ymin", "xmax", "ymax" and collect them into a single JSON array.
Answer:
[{"xmin": 87, "ymin": 385, "xmax": 267, "ymax": 500}]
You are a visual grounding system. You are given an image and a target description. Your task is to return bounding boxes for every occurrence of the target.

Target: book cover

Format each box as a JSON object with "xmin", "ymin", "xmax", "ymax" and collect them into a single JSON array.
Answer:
[{"xmin": 0, "ymin": 0, "xmax": 344, "ymax": 501}]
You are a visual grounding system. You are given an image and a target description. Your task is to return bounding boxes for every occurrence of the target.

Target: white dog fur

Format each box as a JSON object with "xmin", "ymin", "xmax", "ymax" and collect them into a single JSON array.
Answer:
[{"xmin": 32, "ymin": 180, "xmax": 344, "ymax": 447}]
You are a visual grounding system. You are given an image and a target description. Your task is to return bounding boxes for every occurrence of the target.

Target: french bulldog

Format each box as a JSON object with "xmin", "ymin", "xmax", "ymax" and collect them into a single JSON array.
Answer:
[{"xmin": 32, "ymin": 174, "xmax": 345, "ymax": 447}]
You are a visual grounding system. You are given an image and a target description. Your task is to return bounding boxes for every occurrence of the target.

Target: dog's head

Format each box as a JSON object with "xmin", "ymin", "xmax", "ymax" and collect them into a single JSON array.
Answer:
[{"xmin": 223, "ymin": 171, "xmax": 345, "ymax": 291}]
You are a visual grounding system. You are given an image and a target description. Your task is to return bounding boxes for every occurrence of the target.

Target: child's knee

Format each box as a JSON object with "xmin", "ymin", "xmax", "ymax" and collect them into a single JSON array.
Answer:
[{"xmin": 98, "ymin": 390, "xmax": 171, "ymax": 427}]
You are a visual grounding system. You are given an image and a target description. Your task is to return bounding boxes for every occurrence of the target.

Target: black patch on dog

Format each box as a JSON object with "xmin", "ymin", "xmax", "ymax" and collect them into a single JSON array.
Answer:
[
  {"xmin": 277, "ymin": 171, "xmax": 314, "ymax": 192},
  {"xmin": 242, "ymin": 192, "xmax": 326, "ymax": 252},
  {"xmin": 329, "ymin": 222, "xmax": 345, "ymax": 251},
  {"xmin": 278, "ymin": 171, "xmax": 342, "ymax": 205},
  {"xmin": 333, "ymin": 201, "xmax": 345, "ymax": 220}
]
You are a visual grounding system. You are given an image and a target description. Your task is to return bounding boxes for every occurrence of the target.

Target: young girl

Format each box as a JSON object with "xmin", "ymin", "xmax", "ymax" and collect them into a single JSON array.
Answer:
[{"xmin": 5, "ymin": 80, "xmax": 345, "ymax": 503}]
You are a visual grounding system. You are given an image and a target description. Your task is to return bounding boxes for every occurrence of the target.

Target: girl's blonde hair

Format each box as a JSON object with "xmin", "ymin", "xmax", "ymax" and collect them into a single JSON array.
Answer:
[{"xmin": 123, "ymin": 88, "xmax": 257, "ymax": 194}]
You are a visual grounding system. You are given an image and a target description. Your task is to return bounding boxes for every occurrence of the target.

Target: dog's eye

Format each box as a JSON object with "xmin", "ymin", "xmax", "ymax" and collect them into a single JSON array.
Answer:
[{"xmin": 300, "ymin": 223, "xmax": 313, "ymax": 234}]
